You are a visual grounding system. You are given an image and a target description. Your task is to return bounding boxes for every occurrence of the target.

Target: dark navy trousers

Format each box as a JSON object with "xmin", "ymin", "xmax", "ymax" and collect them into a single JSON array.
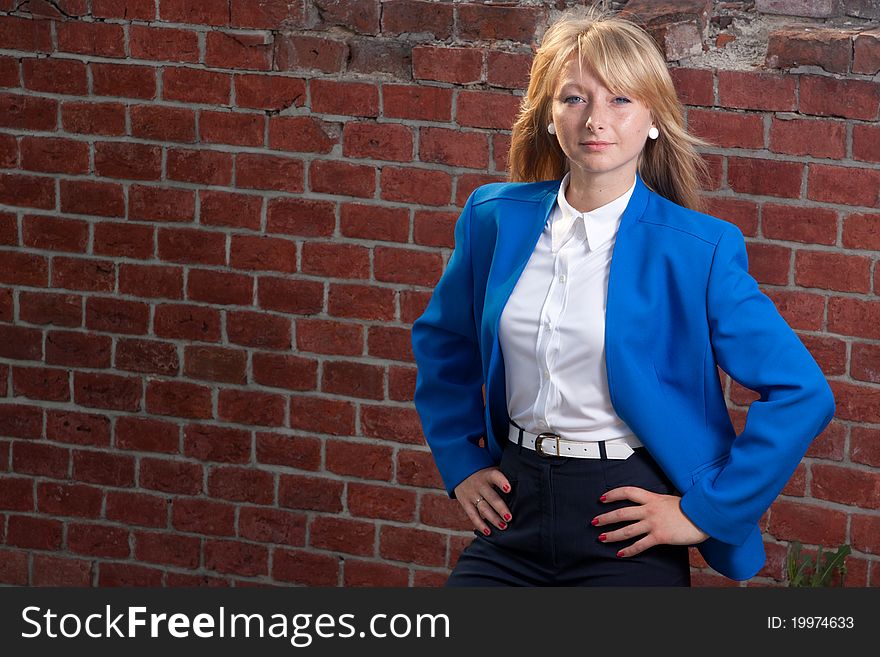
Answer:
[{"xmin": 445, "ymin": 435, "xmax": 692, "ymax": 587}]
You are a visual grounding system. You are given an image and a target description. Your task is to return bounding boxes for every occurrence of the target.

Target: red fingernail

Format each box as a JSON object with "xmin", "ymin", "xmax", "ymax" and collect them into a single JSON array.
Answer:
[
  {"xmin": 499, "ymin": 522, "xmax": 507, "ymax": 529},
  {"xmin": 617, "ymin": 550, "xmax": 625, "ymax": 557},
  {"xmin": 600, "ymin": 495, "xmax": 607, "ymax": 501},
  {"xmin": 599, "ymin": 534, "xmax": 606, "ymax": 541},
  {"xmin": 504, "ymin": 513, "xmax": 511, "ymax": 521},
  {"xmin": 591, "ymin": 518, "xmax": 599, "ymax": 525},
  {"xmin": 483, "ymin": 528, "xmax": 490, "ymax": 535},
  {"xmin": 503, "ymin": 484, "xmax": 510, "ymax": 492}
]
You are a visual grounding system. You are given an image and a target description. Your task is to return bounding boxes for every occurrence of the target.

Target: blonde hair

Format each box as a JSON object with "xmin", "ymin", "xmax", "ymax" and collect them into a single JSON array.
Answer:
[{"xmin": 507, "ymin": 4, "xmax": 713, "ymax": 213}]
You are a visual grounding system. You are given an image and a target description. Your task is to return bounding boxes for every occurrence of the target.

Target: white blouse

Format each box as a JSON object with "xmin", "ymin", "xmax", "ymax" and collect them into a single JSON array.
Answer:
[{"xmin": 498, "ymin": 170, "xmax": 644, "ymax": 448}]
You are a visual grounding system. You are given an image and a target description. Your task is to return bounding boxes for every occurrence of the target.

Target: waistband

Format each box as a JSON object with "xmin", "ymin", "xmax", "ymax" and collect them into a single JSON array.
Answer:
[{"xmin": 508, "ymin": 418, "xmax": 641, "ymax": 460}]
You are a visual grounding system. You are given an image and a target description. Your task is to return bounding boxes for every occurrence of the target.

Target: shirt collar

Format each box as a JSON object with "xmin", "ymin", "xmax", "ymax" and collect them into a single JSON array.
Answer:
[{"xmin": 551, "ymin": 170, "xmax": 637, "ymax": 253}]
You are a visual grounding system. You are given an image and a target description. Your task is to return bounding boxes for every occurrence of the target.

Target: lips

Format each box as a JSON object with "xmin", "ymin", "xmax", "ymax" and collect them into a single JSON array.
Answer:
[{"xmin": 581, "ymin": 142, "xmax": 613, "ymax": 145}]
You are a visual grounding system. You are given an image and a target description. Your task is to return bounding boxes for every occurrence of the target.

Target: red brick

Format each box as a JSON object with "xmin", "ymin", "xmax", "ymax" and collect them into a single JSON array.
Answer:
[
  {"xmin": 380, "ymin": 166, "xmax": 452, "ymax": 206},
  {"xmin": 208, "ymin": 465, "xmax": 274, "ymax": 504},
  {"xmin": 851, "ymin": 427, "xmax": 880, "ymax": 467},
  {"xmin": 383, "ymin": 1, "xmax": 453, "ymax": 40},
  {"xmin": 172, "ymin": 497, "xmax": 236, "ymax": 536},
  {"xmin": 85, "ymin": 296, "xmax": 150, "ymax": 334},
  {"xmin": 37, "ymin": 481, "xmax": 102, "ymax": 518},
  {"xmin": 309, "ymin": 159, "xmax": 374, "ymax": 198},
  {"xmin": 266, "ymin": 198, "xmax": 335, "ymax": 239},
  {"xmin": 419, "ymin": 126, "xmax": 489, "ymax": 169},
  {"xmin": 154, "ymin": 303, "xmax": 222, "ymax": 342},
  {"xmin": 145, "ymin": 378, "xmax": 213, "ymax": 419},
  {"xmin": 134, "ymin": 530, "xmax": 200, "ymax": 568},
  {"xmin": 273, "ymin": 548, "xmax": 339, "ymax": 586},
  {"xmin": 799, "ymin": 75, "xmax": 880, "ymax": 121},
  {"xmin": 348, "ymin": 481, "xmax": 416, "ymax": 522},
  {"xmin": 0, "ymin": 403, "xmax": 42, "ymax": 439},
  {"xmin": 14, "ymin": 365, "xmax": 71, "ymax": 402},
  {"xmin": 767, "ymin": 499, "xmax": 847, "ymax": 546},
  {"xmin": 457, "ymin": 89, "xmax": 520, "ymax": 130},
  {"xmin": 96, "ymin": 225, "xmax": 156, "ymax": 260},
  {"xmin": 217, "ymin": 389, "xmax": 286, "ymax": 427},
  {"xmin": 72, "ymin": 449, "xmax": 135, "ymax": 487},
  {"xmin": 344, "ymin": 559, "xmax": 409, "ymax": 587},
  {"xmin": 794, "ymin": 251, "xmax": 871, "ymax": 293},
  {"xmin": 269, "ymin": 115, "xmax": 337, "ymax": 154},
  {"xmin": 311, "ymin": 78, "xmax": 379, "ymax": 117},
  {"xmin": 7, "ymin": 515, "xmax": 62, "ymax": 549},
  {"xmin": 56, "ymin": 180, "xmax": 125, "ymax": 217},
  {"xmin": 717, "ymin": 70, "xmax": 797, "ymax": 111},
  {"xmin": 115, "ymin": 416, "xmax": 179, "ymax": 454},
  {"xmin": 382, "ymin": 84, "xmax": 452, "ymax": 121},
  {"xmin": 744, "ymin": 242, "xmax": 790, "ymax": 285},
  {"xmin": 62, "ymin": 102, "xmax": 127, "ymax": 138},
  {"xmin": 762, "ymin": 203, "xmax": 837, "ymax": 245},
  {"xmin": 310, "ymin": 516, "xmax": 376, "ymax": 556},
  {"xmin": 0, "ymin": 324, "xmax": 42, "ymax": 361},
  {"xmin": 853, "ymin": 123, "xmax": 880, "ymax": 163},
  {"xmin": 326, "ymin": 284, "xmax": 393, "ymax": 322},
  {"xmin": 163, "ymin": 67, "xmax": 231, "ymax": 104},
  {"xmin": 687, "ymin": 108, "xmax": 763, "ymax": 149},
  {"xmin": 238, "ymin": 506, "xmax": 307, "ymax": 545},
  {"xmin": 852, "ymin": 513, "xmax": 880, "ymax": 555},
  {"xmin": 813, "ymin": 463, "xmax": 880, "ymax": 509},
  {"xmin": 46, "ymin": 330, "xmax": 112, "ymax": 367},
  {"xmin": 486, "ymin": 50, "xmax": 531, "ymax": 90},
  {"xmin": 765, "ymin": 27, "xmax": 855, "ymax": 75},
  {"xmin": 295, "ymin": 320, "xmax": 362, "ymax": 358},
  {"xmin": 367, "ymin": 325, "xmax": 413, "ymax": 362},
  {"xmin": 278, "ymin": 474, "xmax": 344, "ymax": 512},
  {"xmin": 32, "ymin": 554, "xmax": 92, "ymax": 586},
  {"xmin": 362, "ymin": 405, "xmax": 422, "ymax": 444},
  {"xmin": 769, "ymin": 116, "xmax": 847, "ymax": 159},
  {"xmin": 670, "ymin": 67, "xmax": 714, "ymax": 106},
  {"xmin": 67, "ymin": 522, "xmax": 130, "ymax": 557},
  {"xmin": 18, "ymin": 290, "xmax": 80, "ymax": 328},
  {"xmin": 98, "ymin": 562, "xmax": 164, "ymax": 587},
  {"xmin": 205, "ymin": 539, "xmax": 269, "ymax": 577},
  {"xmin": 727, "ymin": 157, "xmax": 803, "ymax": 198},
  {"xmin": 828, "ymin": 298, "xmax": 880, "ymax": 339},
  {"xmin": 183, "ymin": 345, "xmax": 247, "ymax": 384},
  {"xmin": 255, "ymin": 431, "xmax": 321, "ymax": 471},
  {"xmin": 325, "ymin": 440, "xmax": 393, "ymax": 481},
  {"xmin": 379, "ymin": 525, "xmax": 445, "ymax": 566},
  {"xmin": 277, "ymin": 29, "xmax": 348, "ymax": 72},
  {"xmin": 200, "ymin": 190, "xmax": 262, "ymax": 230},
  {"xmin": 853, "ymin": 28, "xmax": 880, "ymax": 75},
  {"xmin": 57, "ymin": 20, "xmax": 125, "ymax": 57},
  {"xmin": 0, "ymin": 476, "xmax": 34, "ymax": 512},
  {"xmin": 807, "ymin": 164, "xmax": 880, "ymax": 207},
  {"xmin": 46, "ymin": 409, "xmax": 110, "ymax": 447},
  {"xmin": 827, "ymin": 380, "xmax": 880, "ymax": 423},
  {"xmin": 257, "ymin": 276, "xmax": 324, "ymax": 315},
  {"xmin": 234, "ymin": 73, "xmax": 306, "ymax": 111},
  {"xmin": 116, "ymin": 338, "xmax": 181, "ymax": 376},
  {"xmin": 11, "ymin": 441, "xmax": 69, "ymax": 479},
  {"xmin": 412, "ymin": 45, "xmax": 480, "ymax": 84},
  {"xmin": 139, "ymin": 457, "xmax": 203, "ymax": 495},
  {"xmin": 96, "ymin": 487, "xmax": 161, "ymax": 528},
  {"xmin": 158, "ymin": 226, "xmax": 226, "ymax": 266},
  {"xmin": 129, "ymin": 24, "xmax": 199, "ymax": 62},
  {"xmin": 457, "ymin": 3, "xmax": 544, "ymax": 43},
  {"xmin": 396, "ymin": 449, "xmax": 444, "ymax": 489},
  {"xmin": 290, "ymin": 395, "xmax": 357, "ymax": 436},
  {"xmin": 167, "ymin": 147, "xmax": 234, "ymax": 184}
]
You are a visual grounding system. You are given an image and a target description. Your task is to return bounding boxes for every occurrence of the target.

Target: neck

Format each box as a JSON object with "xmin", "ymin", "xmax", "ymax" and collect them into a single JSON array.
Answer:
[{"xmin": 565, "ymin": 167, "xmax": 636, "ymax": 214}]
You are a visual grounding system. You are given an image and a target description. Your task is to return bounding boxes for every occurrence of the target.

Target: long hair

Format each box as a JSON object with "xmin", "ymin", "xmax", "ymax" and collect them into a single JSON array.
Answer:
[{"xmin": 507, "ymin": 4, "xmax": 713, "ymax": 213}]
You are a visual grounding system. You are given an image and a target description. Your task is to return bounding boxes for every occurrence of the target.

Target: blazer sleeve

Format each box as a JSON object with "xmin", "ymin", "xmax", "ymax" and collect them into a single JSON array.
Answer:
[
  {"xmin": 411, "ymin": 188, "xmax": 497, "ymax": 500},
  {"xmin": 678, "ymin": 224, "xmax": 836, "ymax": 546}
]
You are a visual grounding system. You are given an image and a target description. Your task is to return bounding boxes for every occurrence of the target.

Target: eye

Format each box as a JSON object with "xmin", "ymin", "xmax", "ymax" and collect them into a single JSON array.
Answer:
[
  {"xmin": 563, "ymin": 95, "xmax": 583, "ymax": 104},
  {"xmin": 614, "ymin": 97, "xmax": 631, "ymax": 104}
]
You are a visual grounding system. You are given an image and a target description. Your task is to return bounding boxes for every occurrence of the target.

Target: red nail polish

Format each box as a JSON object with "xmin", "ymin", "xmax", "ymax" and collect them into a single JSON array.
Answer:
[
  {"xmin": 504, "ymin": 513, "xmax": 511, "ymax": 521},
  {"xmin": 591, "ymin": 518, "xmax": 599, "ymax": 525},
  {"xmin": 499, "ymin": 522, "xmax": 507, "ymax": 529},
  {"xmin": 599, "ymin": 534, "xmax": 606, "ymax": 541},
  {"xmin": 617, "ymin": 550, "xmax": 625, "ymax": 557},
  {"xmin": 600, "ymin": 495, "xmax": 607, "ymax": 501},
  {"xmin": 503, "ymin": 484, "xmax": 510, "ymax": 492},
  {"xmin": 483, "ymin": 528, "xmax": 490, "ymax": 535}
]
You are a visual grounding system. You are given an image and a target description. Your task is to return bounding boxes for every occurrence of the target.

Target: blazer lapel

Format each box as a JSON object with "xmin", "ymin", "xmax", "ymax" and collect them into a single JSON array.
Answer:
[{"xmin": 482, "ymin": 171, "xmax": 651, "ymax": 451}]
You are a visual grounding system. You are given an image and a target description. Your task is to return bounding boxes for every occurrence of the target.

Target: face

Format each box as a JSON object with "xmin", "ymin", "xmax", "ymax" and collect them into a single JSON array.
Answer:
[{"xmin": 550, "ymin": 57, "xmax": 655, "ymax": 183}]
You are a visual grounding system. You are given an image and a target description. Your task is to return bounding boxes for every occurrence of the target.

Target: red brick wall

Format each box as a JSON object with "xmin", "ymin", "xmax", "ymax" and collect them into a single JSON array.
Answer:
[{"xmin": 0, "ymin": 1, "xmax": 877, "ymax": 587}]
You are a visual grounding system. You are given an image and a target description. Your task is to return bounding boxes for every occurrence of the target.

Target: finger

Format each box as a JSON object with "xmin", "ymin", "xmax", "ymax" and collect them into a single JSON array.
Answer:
[
  {"xmin": 598, "ymin": 519, "xmax": 650, "ymax": 544},
  {"xmin": 592, "ymin": 503, "xmax": 645, "ymax": 527},
  {"xmin": 462, "ymin": 499, "xmax": 492, "ymax": 537},
  {"xmin": 600, "ymin": 485, "xmax": 652, "ymax": 503},
  {"xmin": 616, "ymin": 534, "xmax": 658, "ymax": 558},
  {"xmin": 477, "ymin": 486, "xmax": 509, "ymax": 530},
  {"xmin": 490, "ymin": 468, "xmax": 513, "ymax": 496}
]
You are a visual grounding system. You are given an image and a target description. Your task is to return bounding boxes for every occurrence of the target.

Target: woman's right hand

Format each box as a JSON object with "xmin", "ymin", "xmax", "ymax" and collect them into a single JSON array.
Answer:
[{"xmin": 454, "ymin": 466, "xmax": 513, "ymax": 536}]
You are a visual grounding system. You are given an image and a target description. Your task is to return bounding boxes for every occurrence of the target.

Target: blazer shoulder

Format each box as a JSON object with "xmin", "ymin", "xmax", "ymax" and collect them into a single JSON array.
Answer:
[
  {"xmin": 642, "ymin": 190, "xmax": 741, "ymax": 247},
  {"xmin": 470, "ymin": 179, "xmax": 557, "ymax": 207}
]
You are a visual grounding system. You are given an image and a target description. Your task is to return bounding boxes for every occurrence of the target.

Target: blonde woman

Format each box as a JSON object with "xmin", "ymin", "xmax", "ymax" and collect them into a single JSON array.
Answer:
[{"xmin": 411, "ymin": 5, "xmax": 835, "ymax": 586}]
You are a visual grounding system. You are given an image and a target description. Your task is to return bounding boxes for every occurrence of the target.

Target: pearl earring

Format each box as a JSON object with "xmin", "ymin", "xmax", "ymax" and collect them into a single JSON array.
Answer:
[
  {"xmin": 648, "ymin": 125, "xmax": 659, "ymax": 139},
  {"xmin": 547, "ymin": 123, "xmax": 556, "ymax": 135}
]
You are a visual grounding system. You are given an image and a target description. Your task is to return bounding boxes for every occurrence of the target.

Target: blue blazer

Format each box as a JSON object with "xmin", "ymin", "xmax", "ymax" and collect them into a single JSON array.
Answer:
[{"xmin": 410, "ymin": 170, "xmax": 835, "ymax": 581}]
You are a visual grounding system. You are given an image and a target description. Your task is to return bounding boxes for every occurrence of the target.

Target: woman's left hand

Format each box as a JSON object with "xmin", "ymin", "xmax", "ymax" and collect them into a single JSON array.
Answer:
[{"xmin": 591, "ymin": 487, "xmax": 710, "ymax": 557}]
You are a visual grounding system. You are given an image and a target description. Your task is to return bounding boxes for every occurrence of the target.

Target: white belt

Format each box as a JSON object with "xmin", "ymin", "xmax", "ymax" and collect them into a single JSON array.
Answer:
[{"xmin": 508, "ymin": 421, "xmax": 638, "ymax": 460}]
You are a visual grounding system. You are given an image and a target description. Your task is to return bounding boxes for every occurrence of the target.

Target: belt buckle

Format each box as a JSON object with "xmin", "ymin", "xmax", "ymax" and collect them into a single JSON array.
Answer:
[{"xmin": 534, "ymin": 432, "xmax": 560, "ymax": 458}]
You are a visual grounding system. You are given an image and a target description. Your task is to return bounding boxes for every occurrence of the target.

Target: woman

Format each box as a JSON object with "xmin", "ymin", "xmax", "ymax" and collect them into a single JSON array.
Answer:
[{"xmin": 410, "ymin": 6, "xmax": 835, "ymax": 586}]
